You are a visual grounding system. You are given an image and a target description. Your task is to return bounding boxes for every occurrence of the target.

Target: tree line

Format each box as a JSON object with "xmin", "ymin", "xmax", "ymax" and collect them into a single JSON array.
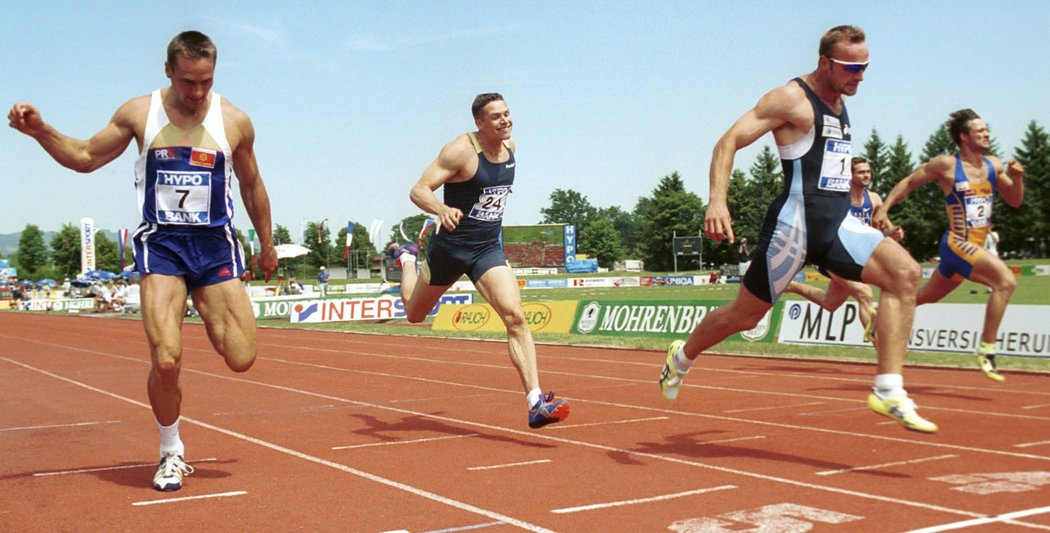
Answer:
[{"xmin": 8, "ymin": 120, "xmax": 1048, "ymax": 279}]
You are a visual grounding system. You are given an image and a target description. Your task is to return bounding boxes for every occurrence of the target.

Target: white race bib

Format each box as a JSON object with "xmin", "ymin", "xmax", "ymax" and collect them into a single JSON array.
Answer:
[
  {"xmin": 965, "ymin": 194, "xmax": 992, "ymax": 227},
  {"xmin": 469, "ymin": 185, "xmax": 511, "ymax": 222},
  {"xmin": 155, "ymin": 170, "xmax": 211, "ymax": 225},
  {"xmin": 818, "ymin": 139, "xmax": 852, "ymax": 192}
]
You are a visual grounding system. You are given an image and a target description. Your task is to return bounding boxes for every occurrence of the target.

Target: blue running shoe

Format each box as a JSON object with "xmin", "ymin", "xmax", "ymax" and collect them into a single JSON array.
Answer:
[
  {"xmin": 528, "ymin": 391, "xmax": 570, "ymax": 429},
  {"xmin": 387, "ymin": 242, "xmax": 420, "ymax": 268}
]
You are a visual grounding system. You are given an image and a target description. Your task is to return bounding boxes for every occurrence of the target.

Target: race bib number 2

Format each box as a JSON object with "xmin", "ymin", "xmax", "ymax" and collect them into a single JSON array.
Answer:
[
  {"xmin": 965, "ymin": 194, "xmax": 992, "ymax": 227},
  {"xmin": 156, "ymin": 170, "xmax": 211, "ymax": 225},
  {"xmin": 469, "ymin": 185, "xmax": 511, "ymax": 222},
  {"xmin": 818, "ymin": 139, "xmax": 852, "ymax": 192}
]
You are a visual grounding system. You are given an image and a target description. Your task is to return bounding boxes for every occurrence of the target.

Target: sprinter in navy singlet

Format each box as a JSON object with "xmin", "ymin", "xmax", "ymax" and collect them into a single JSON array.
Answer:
[
  {"xmin": 784, "ymin": 156, "xmax": 900, "ymax": 342},
  {"xmin": 388, "ymin": 93, "xmax": 570, "ymax": 429},
  {"xmin": 8, "ymin": 31, "xmax": 277, "ymax": 490},
  {"xmin": 658, "ymin": 26, "xmax": 937, "ymax": 433}
]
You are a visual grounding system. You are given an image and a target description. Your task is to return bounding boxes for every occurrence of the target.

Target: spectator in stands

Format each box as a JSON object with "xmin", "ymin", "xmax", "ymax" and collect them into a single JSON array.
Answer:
[{"xmin": 287, "ymin": 277, "xmax": 303, "ymax": 295}]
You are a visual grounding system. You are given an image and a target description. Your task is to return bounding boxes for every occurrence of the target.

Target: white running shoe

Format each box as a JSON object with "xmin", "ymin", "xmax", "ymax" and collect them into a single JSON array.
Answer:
[{"xmin": 153, "ymin": 453, "xmax": 194, "ymax": 491}]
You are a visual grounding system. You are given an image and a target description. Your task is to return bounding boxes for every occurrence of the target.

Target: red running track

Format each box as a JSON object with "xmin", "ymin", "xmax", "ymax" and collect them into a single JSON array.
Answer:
[{"xmin": 1, "ymin": 313, "xmax": 1049, "ymax": 532}]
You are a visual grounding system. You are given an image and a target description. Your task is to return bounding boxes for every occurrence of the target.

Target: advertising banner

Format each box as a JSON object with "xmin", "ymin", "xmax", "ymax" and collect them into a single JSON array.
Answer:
[
  {"xmin": 289, "ymin": 294, "xmax": 473, "ymax": 323},
  {"xmin": 80, "ymin": 217, "xmax": 96, "ymax": 274},
  {"xmin": 432, "ymin": 301, "xmax": 579, "ymax": 333},
  {"xmin": 777, "ymin": 301, "xmax": 1050, "ymax": 358},
  {"xmin": 572, "ymin": 299, "xmax": 780, "ymax": 342}
]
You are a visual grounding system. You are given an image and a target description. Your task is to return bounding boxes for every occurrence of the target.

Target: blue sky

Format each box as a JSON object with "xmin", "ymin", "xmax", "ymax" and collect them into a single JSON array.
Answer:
[{"xmin": 3, "ymin": 1, "xmax": 1048, "ymax": 243}]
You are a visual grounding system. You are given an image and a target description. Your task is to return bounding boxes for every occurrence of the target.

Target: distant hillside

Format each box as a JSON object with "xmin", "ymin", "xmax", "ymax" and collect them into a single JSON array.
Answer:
[{"xmin": 0, "ymin": 230, "xmax": 120, "ymax": 256}]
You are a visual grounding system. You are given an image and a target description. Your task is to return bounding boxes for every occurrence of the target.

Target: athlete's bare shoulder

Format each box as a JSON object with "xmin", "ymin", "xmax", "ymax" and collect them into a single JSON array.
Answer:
[
  {"xmin": 109, "ymin": 94, "xmax": 151, "ymax": 140},
  {"xmin": 219, "ymin": 96, "xmax": 254, "ymax": 150},
  {"xmin": 758, "ymin": 79, "xmax": 814, "ymax": 141}
]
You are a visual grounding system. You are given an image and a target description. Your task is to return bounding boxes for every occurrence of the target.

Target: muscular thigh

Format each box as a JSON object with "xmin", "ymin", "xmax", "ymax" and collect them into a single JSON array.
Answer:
[
  {"xmin": 191, "ymin": 278, "xmax": 256, "ymax": 341},
  {"xmin": 140, "ymin": 273, "xmax": 189, "ymax": 361},
  {"xmin": 473, "ymin": 265, "xmax": 522, "ymax": 317}
]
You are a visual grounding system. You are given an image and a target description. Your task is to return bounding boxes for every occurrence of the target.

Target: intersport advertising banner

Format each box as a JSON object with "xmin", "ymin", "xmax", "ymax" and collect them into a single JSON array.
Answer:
[{"xmin": 289, "ymin": 294, "xmax": 472, "ymax": 323}]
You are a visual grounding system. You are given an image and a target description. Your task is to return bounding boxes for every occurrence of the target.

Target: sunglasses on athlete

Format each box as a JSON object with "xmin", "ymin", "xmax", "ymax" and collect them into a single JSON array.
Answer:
[{"xmin": 826, "ymin": 57, "xmax": 869, "ymax": 73}]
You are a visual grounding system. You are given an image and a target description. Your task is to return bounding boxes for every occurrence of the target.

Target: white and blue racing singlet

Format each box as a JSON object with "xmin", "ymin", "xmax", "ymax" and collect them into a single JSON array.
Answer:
[
  {"xmin": 134, "ymin": 90, "xmax": 236, "ymax": 228},
  {"xmin": 850, "ymin": 189, "xmax": 874, "ymax": 226}
]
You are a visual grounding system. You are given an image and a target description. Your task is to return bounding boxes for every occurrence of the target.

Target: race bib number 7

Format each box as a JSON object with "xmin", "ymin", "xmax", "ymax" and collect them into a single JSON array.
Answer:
[
  {"xmin": 819, "ymin": 139, "xmax": 852, "ymax": 192},
  {"xmin": 156, "ymin": 170, "xmax": 211, "ymax": 225},
  {"xmin": 469, "ymin": 185, "xmax": 511, "ymax": 222}
]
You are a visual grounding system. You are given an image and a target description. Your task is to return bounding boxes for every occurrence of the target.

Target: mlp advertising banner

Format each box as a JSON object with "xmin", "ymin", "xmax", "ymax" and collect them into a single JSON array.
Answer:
[
  {"xmin": 777, "ymin": 301, "xmax": 1050, "ymax": 358},
  {"xmin": 290, "ymin": 294, "xmax": 473, "ymax": 323},
  {"xmin": 80, "ymin": 217, "xmax": 96, "ymax": 274},
  {"xmin": 432, "ymin": 301, "xmax": 579, "ymax": 333},
  {"xmin": 573, "ymin": 299, "xmax": 781, "ymax": 342}
]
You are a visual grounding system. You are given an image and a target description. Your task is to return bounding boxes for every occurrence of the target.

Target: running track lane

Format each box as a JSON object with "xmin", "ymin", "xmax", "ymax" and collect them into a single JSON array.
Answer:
[{"xmin": 1, "ymin": 313, "xmax": 1048, "ymax": 531}]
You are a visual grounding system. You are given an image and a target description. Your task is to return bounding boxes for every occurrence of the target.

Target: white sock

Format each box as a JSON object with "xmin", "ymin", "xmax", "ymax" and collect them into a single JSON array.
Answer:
[
  {"xmin": 526, "ymin": 387, "xmax": 543, "ymax": 408},
  {"xmin": 674, "ymin": 346, "xmax": 693, "ymax": 374},
  {"xmin": 874, "ymin": 374, "xmax": 905, "ymax": 398},
  {"xmin": 157, "ymin": 418, "xmax": 185, "ymax": 459},
  {"xmin": 400, "ymin": 254, "xmax": 416, "ymax": 264}
]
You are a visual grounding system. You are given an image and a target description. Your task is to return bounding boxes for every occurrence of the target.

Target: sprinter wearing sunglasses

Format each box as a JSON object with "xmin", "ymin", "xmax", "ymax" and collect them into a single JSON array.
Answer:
[{"xmin": 659, "ymin": 25, "xmax": 938, "ymax": 433}]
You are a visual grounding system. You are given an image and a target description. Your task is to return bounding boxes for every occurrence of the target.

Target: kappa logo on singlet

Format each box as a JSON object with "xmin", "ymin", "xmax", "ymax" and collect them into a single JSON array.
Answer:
[{"xmin": 505, "ymin": 163, "xmax": 515, "ymax": 168}]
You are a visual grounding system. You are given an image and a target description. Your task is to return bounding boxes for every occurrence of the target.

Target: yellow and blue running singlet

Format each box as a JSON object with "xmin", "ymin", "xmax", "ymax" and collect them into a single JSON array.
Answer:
[{"xmin": 937, "ymin": 154, "xmax": 997, "ymax": 281}]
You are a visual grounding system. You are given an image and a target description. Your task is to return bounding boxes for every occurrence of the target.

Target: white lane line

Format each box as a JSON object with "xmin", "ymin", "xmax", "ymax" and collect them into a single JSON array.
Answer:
[
  {"xmin": 906, "ymin": 504, "xmax": 1050, "ymax": 532},
  {"xmin": 34, "ymin": 458, "xmax": 219, "ymax": 477},
  {"xmin": 1015, "ymin": 440, "xmax": 1050, "ymax": 449},
  {"xmin": 333, "ymin": 434, "xmax": 478, "ymax": 450},
  {"xmin": 132, "ymin": 490, "xmax": 247, "ymax": 506},
  {"xmin": 546, "ymin": 416, "xmax": 669, "ymax": 430},
  {"xmin": 697, "ymin": 436, "xmax": 766, "ymax": 446},
  {"xmin": 1022, "ymin": 403, "xmax": 1050, "ymax": 410},
  {"xmin": 0, "ymin": 420, "xmax": 121, "ymax": 433},
  {"xmin": 6, "ymin": 350, "xmax": 1045, "ymax": 525},
  {"xmin": 421, "ymin": 521, "xmax": 505, "ymax": 533},
  {"xmin": 467, "ymin": 460, "xmax": 552, "ymax": 471},
  {"xmin": 550, "ymin": 485, "xmax": 736, "ymax": 514},
  {"xmin": 816, "ymin": 455, "xmax": 957, "ymax": 476},
  {"xmin": 4, "ymin": 358, "xmax": 555, "ymax": 533},
  {"xmin": 724, "ymin": 401, "xmax": 825, "ymax": 414}
]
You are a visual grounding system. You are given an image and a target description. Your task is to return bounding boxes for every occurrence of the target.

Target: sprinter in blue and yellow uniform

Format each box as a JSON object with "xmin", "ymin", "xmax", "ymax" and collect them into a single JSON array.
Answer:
[
  {"xmin": 876, "ymin": 109, "xmax": 1025, "ymax": 382},
  {"xmin": 8, "ymin": 31, "xmax": 278, "ymax": 491}
]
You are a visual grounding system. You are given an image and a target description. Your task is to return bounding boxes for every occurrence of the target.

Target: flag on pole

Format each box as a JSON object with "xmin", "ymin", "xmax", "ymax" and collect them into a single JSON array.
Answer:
[
  {"xmin": 118, "ymin": 228, "xmax": 129, "ymax": 270},
  {"xmin": 417, "ymin": 219, "xmax": 436, "ymax": 243},
  {"xmin": 369, "ymin": 219, "xmax": 383, "ymax": 248},
  {"xmin": 343, "ymin": 221, "xmax": 355, "ymax": 260}
]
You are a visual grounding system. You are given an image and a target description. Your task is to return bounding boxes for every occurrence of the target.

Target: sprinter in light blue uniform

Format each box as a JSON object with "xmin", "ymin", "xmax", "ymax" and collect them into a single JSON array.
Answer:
[
  {"xmin": 659, "ymin": 25, "xmax": 937, "ymax": 433},
  {"xmin": 8, "ymin": 31, "xmax": 277, "ymax": 490}
]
